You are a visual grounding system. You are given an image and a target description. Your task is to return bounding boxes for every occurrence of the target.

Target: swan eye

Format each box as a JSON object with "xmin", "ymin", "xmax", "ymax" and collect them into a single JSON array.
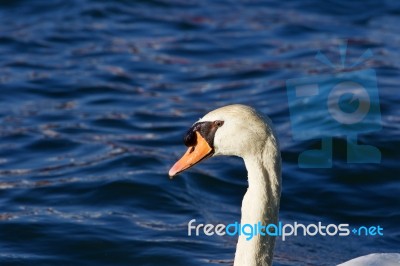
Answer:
[
  {"xmin": 214, "ymin": 120, "xmax": 224, "ymax": 127},
  {"xmin": 184, "ymin": 121, "xmax": 221, "ymax": 148}
]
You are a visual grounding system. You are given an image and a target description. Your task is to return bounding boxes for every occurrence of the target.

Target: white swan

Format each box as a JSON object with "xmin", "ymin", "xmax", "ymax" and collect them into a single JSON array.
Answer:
[
  {"xmin": 338, "ymin": 253, "xmax": 400, "ymax": 266},
  {"xmin": 169, "ymin": 104, "xmax": 279, "ymax": 266},
  {"xmin": 168, "ymin": 104, "xmax": 398, "ymax": 266}
]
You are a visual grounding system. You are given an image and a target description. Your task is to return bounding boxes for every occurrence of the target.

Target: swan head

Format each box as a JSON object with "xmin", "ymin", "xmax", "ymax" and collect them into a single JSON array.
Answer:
[{"xmin": 169, "ymin": 104, "xmax": 273, "ymax": 177}]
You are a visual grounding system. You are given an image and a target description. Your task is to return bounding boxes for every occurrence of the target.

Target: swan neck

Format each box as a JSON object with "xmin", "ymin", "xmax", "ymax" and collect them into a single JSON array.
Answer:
[{"xmin": 234, "ymin": 138, "xmax": 281, "ymax": 266}]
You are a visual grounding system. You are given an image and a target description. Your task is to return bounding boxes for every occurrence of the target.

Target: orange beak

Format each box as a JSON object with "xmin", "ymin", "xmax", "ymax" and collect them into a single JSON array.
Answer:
[{"xmin": 169, "ymin": 131, "xmax": 213, "ymax": 178}]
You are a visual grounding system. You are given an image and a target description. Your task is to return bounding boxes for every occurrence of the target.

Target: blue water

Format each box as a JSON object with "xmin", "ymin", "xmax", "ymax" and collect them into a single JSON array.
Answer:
[{"xmin": 0, "ymin": 1, "xmax": 399, "ymax": 265}]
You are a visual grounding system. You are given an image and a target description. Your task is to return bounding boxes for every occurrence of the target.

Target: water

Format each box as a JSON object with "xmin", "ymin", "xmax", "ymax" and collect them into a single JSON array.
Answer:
[{"xmin": 0, "ymin": 0, "xmax": 399, "ymax": 265}]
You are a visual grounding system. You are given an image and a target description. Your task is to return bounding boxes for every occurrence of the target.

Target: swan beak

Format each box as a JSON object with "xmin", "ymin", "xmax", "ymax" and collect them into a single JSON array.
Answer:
[{"xmin": 169, "ymin": 131, "xmax": 213, "ymax": 178}]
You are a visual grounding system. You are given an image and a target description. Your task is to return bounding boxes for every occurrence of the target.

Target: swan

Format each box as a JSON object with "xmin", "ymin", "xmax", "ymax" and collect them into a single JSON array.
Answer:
[
  {"xmin": 169, "ymin": 104, "xmax": 279, "ymax": 266},
  {"xmin": 168, "ymin": 104, "xmax": 399, "ymax": 266}
]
